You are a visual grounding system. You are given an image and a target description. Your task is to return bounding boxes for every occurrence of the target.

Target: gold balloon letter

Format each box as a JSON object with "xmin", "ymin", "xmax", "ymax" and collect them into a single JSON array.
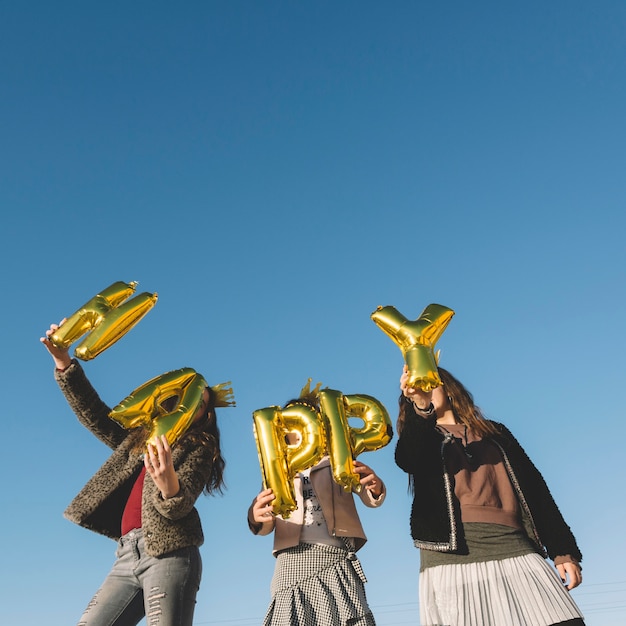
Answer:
[
  {"xmin": 344, "ymin": 393, "xmax": 393, "ymax": 457},
  {"xmin": 318, "ymin": 389, "xmax": 359, "ymax": 492},
  {"xmin": 253, "ymin": 407, "xmax": 294, "ymax": 516},
  {"xmin": 109, "ymin": 367, "xmax": 207, "ymax": 448},
  {"xmin": 319, "ymin": 390, "xmax": 392, "ymax": 492},
  {"xmin": 253, "ymin": 403, "xmax": 326, "ymax": 518},
  {"xmin": 253, "ymin": 390, "xmax": 393, "ymax": 514},
  {"xmin": 49, "ymin": 280, "xmax": 158, "ymax": 360},
  {"xmin": 282, "ymin": 404, "xmax": 327, "ymax": 473},
  {"xmin": 371, "ymin": 303, "xmax": 455, "ymax": 391}
]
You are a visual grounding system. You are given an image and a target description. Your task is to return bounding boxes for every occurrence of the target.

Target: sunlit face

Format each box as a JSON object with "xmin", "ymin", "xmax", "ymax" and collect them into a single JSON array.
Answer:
[
  {"xmin": 193, "ymin": 388, "xmax": 211, "ymax": 422},
  {"xmin": 285, "ymin": 431, "xmax": 302, "ymax": 446},
  {"xmin": 431, "ymin": 385, "xmax": 450, "ymax": 411}
]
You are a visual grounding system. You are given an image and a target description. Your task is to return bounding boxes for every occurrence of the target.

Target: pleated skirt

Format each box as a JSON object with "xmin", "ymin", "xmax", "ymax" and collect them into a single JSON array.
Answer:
[
  {"xmin": 420, "ymin": 552, "xmax": 584, "ymax": 626},
  {"xmin": 263, "ymin": 541, "xmax": 376, "ymax": 626}
]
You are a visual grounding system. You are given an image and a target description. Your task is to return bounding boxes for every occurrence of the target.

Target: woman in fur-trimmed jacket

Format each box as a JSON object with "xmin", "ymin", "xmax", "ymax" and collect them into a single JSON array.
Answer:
[
  {"xmin": 41, "ymin": 321, "xmax": 227, "ymax": 626},
  {"xmin": 395, "ymin": 365, "xmax": 585, "ymax": 626}
]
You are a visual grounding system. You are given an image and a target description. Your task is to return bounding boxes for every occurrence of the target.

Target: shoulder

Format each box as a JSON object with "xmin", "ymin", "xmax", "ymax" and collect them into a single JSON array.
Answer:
[
  {"xmin": 487, "ymin": 422, "xmax": 528, "ymax": 455},
  {"xmin": 311, "ymin": 457, "xmax": 331, "ymax": 472},
  {"xmin": 484, "ymin": 421, "xmax": 512, "ymax": 445},
  {"xmin": 489, "ymin": 420, "xmax": 509, "ymax": 434}
]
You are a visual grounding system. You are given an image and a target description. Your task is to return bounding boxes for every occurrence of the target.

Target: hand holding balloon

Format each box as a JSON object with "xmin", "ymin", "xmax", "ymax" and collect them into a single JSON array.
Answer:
[
  {"xmin": 400, "ymin": 364, "xmax": 434, "ymax": 410},
  {"xmin": 353, "ymin": 460, "xmax": 383, "ymax": 499},
  {"xmin": 40, "ymin": 320, "xmax": 72, "ymax": 371},
  {"xmin": 250, "ymin": 488, "xmax": 276, "ymax": 529},
  {"xmin": 145, "ymin": 434, "xmax": 180, "ymax": 499}
]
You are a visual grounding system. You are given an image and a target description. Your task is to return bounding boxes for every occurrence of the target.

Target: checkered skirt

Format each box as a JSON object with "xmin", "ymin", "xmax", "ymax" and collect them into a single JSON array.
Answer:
[{"xmin": 263, "ymin": 541, "xmax": 376, "ymax": 626}]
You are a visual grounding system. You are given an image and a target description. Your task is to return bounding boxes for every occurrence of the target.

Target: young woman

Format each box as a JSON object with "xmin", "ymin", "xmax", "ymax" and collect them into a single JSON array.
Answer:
[
  {"xmin": 395, "ymin": 365, "xmax": 585, "ymax": 626},
  {"xmin": 41, "ymin": 321, "xmax": 229, "ymax": 626},
  {"xmin": 248, "ymin": 395, "xmax": 386, "ymax": 626}
]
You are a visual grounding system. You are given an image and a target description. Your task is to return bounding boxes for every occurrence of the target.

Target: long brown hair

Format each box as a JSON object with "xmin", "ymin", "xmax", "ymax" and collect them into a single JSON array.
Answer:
[
  {"xmin": 397, "ymin": 367, "xmax": 500, "ymax": 438},
  {"xmin": 184, "ymin": 386, "xmax": 226, "ymax": 495}
]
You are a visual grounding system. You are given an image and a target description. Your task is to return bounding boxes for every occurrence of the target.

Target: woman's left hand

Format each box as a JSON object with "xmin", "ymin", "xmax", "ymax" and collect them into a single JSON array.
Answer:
[
  {"xmin": 556, "ymin": 561, "xmax": 583, "ymax": 590},
  {"xmin": 145, "ymin": 435, "xmax": 181, "ymax": 499},
  {"xmin": 353, "ymin": 460, "xmax": 382, "ymax": 498}
]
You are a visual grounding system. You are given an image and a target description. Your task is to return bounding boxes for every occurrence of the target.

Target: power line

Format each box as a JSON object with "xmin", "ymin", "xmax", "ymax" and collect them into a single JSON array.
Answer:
[{"xmin": 192, "ymin": 580, "xmax": 626, "ymax": 625}]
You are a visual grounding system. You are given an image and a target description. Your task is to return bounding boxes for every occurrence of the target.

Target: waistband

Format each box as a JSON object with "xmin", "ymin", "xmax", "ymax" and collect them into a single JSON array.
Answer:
[{"xmin": 119, "ymin": 528, "xmax": 144, "ymax": 546}]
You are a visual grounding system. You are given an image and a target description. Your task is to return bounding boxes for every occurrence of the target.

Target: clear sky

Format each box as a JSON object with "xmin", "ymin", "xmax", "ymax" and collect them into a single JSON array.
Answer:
[{"xmin": 2, "ymin": 2, "xmax": 625, "ymax": 625}]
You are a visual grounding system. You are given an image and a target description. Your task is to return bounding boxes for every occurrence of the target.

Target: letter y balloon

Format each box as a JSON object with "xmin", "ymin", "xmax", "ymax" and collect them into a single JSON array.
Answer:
[{"xmin": 371, "ymin": 303, "xmax": 455, "ymax": 391}]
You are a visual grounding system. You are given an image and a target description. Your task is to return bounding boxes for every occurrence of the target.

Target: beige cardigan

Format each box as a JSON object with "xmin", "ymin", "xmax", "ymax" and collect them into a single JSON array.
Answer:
[{"xmin": 248, "ymin": 457, "xmax": 385, "ymax": 554}]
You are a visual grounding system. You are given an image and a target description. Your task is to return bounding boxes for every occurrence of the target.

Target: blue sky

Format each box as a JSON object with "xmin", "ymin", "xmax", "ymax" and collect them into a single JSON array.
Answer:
[{"xmin": 2, "ymin": 2, "xmax": 625, "ymax": 624}]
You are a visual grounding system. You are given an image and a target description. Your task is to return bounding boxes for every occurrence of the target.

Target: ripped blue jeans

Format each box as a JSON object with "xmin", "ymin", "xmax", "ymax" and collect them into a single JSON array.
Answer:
[{"xmin": 77, "ymin": 529, "xmax": 201, "ymax": 626}]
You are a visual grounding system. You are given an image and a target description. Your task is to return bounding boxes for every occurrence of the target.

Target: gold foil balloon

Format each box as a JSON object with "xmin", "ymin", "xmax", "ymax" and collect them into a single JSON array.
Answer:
[
  {"xmin": 253, "ymin": 388, "xmax": 393, "ymax": 515},
  {"xmin": 49, "ymin": 281, "xmax": 158, "ymax": 360},
  {"xmin": 252, "ymin": 403, "xmax": 326, "ymax": 518},
  {"xmin": 319, "ymin": 390, "xmax": 393, "ymax": 492},
  {"xmin": 282, "ymin": 404, "xmax": 327, "ymax": 474},
  {"xmin": 371, "ymin": 303, "xmax": 455, "ymax": 391},
  {"xmin": 344, "ymin": 394, "xmax": 393, "ymax": 456},
  {"xmin": 253, "ymin": 407, "xmax": 295, "ymax": 518},
  {"xmin": 318, "ymin": 389, "xmax": 359, "ymax": 492},
  {"xmin": 109, "ymin": 368, "xmax": 207, "ymax": 448}
]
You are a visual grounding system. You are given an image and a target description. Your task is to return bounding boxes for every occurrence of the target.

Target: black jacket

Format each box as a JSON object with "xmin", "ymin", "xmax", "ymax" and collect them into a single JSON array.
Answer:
[{"xmin": 394, "ymin": 407, "xmax": 582, "ymax": 563}]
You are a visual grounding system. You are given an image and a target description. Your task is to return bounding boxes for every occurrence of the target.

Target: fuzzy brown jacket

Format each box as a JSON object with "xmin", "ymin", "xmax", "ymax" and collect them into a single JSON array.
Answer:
[{"xmin": 56, "ymin": 360, "xmax": 214, "ymax": 557}]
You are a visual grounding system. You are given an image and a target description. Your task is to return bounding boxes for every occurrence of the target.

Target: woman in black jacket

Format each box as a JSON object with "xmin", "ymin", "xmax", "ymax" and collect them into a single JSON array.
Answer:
[{"xmin": 395, "ymin": 365, "xmax": 585, "ymax": 626}]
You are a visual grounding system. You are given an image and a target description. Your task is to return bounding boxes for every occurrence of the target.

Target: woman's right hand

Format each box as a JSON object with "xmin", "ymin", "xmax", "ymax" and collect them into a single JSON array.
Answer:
[
  {"xmin": 251, "ymin": 488, "xmax": 275, "ymax": 524},
  {"xmin": 40, "ymin": 320, "xmax": 72, "ymax": 371},
  {"xmin": 400, "ymin": 365, "xmax": 433, "ymax": 410}
]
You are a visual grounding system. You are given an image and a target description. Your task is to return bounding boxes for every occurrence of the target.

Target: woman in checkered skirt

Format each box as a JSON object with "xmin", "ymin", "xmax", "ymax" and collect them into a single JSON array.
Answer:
[{"xmin": 248, "ymin": 397, "xmax": 386, "ymax": 626}]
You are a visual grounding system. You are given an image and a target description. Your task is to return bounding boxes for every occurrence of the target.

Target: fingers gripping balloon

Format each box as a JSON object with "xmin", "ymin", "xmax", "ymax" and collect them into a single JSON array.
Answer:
[
  {"xmin": 253, "ymin": 387, "xmax": 392, "ymax": 517},
  {"xmin": 371, "ymin": 303, "xmax": 455, "ymax": 391},
  {"xmin": 109, "ymin": 368, "xmax": 212, "ymax": 448},
  {"xmin": 48, "ymin": 281, "xmax": 158, "ymax": 360}
]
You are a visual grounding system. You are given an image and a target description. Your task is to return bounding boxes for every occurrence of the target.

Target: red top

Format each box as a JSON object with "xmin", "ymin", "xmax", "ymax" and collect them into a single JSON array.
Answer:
[{"xmin": 121, "ymin": 466, "xmax": 146, "ymax": 535}]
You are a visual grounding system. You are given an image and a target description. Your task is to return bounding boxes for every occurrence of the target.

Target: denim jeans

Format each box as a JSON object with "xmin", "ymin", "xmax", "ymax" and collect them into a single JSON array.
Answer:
[{"xmin": 77, "ymin": 529, "xmax": 202, "ymax": 626}]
